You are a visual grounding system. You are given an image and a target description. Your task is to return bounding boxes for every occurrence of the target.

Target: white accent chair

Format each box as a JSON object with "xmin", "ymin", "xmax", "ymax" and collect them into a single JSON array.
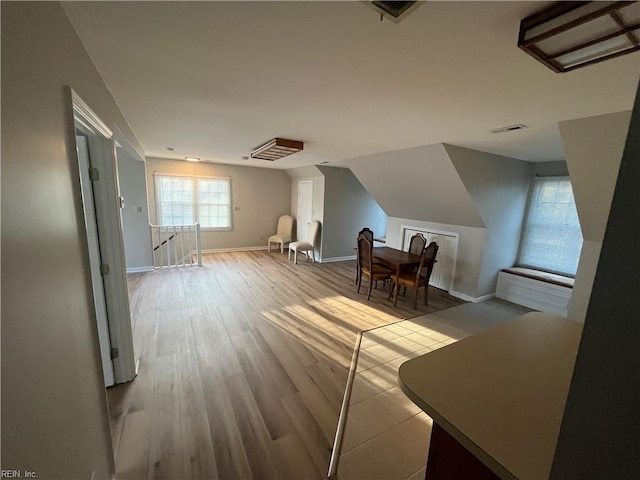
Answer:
[
  {"xmin": 289, "ymin": 221, "xmax": 321, "ymax": 264},
  {"xmin": 268, "ymin": 215, "xmax": 294, "ymax": 254}
]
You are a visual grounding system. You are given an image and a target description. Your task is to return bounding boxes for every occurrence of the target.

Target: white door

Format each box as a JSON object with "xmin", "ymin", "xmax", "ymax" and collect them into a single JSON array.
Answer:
[
  {"xmin": 427, "ymin": 232, "xmax": 457, "ymax": 291},
  {"xmin": 77, "ymin": 135, "xmax": 115, "ymax": 387},
  {"xmin": 297, "ymin": 180, "xmax": 313, "ymax": 241},
  {"xmin": 401, "ymin": 227, "xmax": 458, "ymax": 292}
]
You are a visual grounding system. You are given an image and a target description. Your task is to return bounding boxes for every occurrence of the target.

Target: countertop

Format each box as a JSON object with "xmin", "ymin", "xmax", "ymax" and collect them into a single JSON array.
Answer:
[{"xmin": 398, "ymin": 312, "xmax": 582, "ymax": 480}]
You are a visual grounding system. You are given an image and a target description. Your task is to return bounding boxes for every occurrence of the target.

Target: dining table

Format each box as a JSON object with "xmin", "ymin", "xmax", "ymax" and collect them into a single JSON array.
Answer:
[{"xmin": 371, "ymin": 246, "xmax": 422, "ymax": 280}]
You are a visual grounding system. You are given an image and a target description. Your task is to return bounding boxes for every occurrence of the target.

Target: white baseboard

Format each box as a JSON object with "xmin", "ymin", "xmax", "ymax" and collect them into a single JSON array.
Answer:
[
  {"xmin": 126, "ymin": 266, "xmax": 154, "ymax": 274},
  {"xmin": 201, "ymin": 246, "xmax": 269, "ymax": 254},
  {"xmin": 449, "ymin": 290, "xmax": 496, "ymax": 303},
  {"xmin": 320, "ymin": 255, "xmax": 356, "ymax": 263}
]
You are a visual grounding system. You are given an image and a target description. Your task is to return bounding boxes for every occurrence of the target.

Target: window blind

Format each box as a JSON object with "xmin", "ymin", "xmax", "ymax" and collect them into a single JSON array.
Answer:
[{"xmin": 518, "ymin": 177, "xmax": 583, "ymax": 276}]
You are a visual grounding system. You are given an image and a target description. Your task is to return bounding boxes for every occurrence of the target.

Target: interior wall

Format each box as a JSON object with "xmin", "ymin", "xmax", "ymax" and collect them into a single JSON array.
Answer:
[
  {"xmin": 317, "ymin": 166, "xmax": 387, "ymax": 260},
  {"xmin": 1, "ymin": 2, "xmax": 145, "ymax": 478},
  {"xmin": 146, "ymin": 157, "xmax": 291, "ymax": 251},
  {"xmin": 551, "ymin": 84, "xmax": 639, "ymax": 480},
  {"xmin": 532, "ymin": 160, "xmax": 569, "ymax": 177},
  {"xmin": 386, "ymin": 217, "xmax": 486, "ymax": 298},
  {"xmin": 559, "ymin": 111, "xmax": 632, "ymax": 320},
  {"xmin": 445, "ymin": 145, "xmax": 532, "ymax": 296},
  {"xmin": 117, "ymin": 148, "xmax": 153, "ymax": 270}
]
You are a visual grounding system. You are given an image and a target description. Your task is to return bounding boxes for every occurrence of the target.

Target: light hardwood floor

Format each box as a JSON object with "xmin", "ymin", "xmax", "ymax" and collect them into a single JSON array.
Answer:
[{"xmin": 109, "ymin": 251, "xmax": 464, "ymax": 479}]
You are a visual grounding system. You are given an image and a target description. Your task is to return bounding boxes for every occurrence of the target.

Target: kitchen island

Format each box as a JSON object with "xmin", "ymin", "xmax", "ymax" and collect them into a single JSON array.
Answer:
[{"xmin": 398, "ymin": 312, "xmax": 582, "ymax": 480}]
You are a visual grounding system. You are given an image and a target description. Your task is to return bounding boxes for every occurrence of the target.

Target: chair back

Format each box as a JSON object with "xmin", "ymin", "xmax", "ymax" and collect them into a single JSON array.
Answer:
[
  {"xmin": 358, "ymin": 227, "xmax": 374, "ymax": 244},
  {"xmin": 277, "ymin": 215, "xmax": 294, "ymax": 236},
  {"xmin": 408, "ymin": 233, "xmax": 426, "ymax": 255},
  {"xmin": 307, "ymin": 220, "xmax": 321, "ymax": 246},
  {"xmin": 357, "ymin": 233, "xmax": 374, "ymax": 271},
  {"xmin": 418, "ymin": 241, "xmax": 439, "ymax": 281}
]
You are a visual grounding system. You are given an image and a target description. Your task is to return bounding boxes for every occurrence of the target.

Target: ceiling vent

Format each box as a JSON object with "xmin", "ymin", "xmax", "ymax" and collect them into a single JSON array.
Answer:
[
  {"xmin": 250, "ymin": 138, "xmax": 304, "ymax": 161},
  {"xmin": 369, "ymin": 1, "xmax": 420, "ymax": 22},
  {"xmin": 490, "ymin": 124, "xmax": 528, "ymax": 134}
]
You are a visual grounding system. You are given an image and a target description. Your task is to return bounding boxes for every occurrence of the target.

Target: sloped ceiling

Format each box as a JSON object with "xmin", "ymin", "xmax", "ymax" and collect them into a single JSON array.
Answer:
[
  {"xmin": 61, "ymin": 1, "xmax": 640, "ymax": 168},
  {"xmin": 346, "ymin": 143, "xmax": 485, "ymax": 227}
]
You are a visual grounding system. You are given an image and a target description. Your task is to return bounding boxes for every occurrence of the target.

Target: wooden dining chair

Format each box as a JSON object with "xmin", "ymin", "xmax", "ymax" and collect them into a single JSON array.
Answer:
[
  {"xmin": 408, "ymin": 233, "xmax": 426, "ymax": 255},
  {"xmin": 400, "ymin": 232, "xmax": 428, "ymax": 296},
  {"xmin": 355, "ymin": 227, "xmax": 375, "ymax": 285},
  {"xmin": 357, "ymin": 233, "xmax": 393, "ymax": 300},
  {"xmin": 389, "ymin": 241, "xmax": 439, "ymax": 309}
]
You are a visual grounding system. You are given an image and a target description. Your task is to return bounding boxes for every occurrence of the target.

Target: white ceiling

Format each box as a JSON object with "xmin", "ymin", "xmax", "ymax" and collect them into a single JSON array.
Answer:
[{"xmin": 62, "ymin": 1, "xmax": 640, "ymax": 169}]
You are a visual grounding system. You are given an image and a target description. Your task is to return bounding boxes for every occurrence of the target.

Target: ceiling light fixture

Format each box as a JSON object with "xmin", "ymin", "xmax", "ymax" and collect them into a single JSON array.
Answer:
[
  {"xmin": 250, "ymin": 138, "xmax": 304, "ymax": 161},
  {"xmin": 185, "ymin": 157, "xmax": 200, "ymax": 162},
  {"xmin": 518, "ymin": 1, "xmax": 640, "ymax": 73}
]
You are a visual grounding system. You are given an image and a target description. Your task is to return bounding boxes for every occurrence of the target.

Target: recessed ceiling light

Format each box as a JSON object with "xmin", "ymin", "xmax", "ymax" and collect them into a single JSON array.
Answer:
[
  {"xmin": 166, "ymin": 147, "xmax": 175, "ymax": 151},
  {"xmin": 241, "ymin": 156, "xmax": 249, "ymax": 160},
  {"xmin": 185, "ymin": 157, "xmax": 200, "ymax": 162}
]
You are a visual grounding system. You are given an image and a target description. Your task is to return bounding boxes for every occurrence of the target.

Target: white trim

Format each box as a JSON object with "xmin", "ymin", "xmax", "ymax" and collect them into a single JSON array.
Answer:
[
  {"xmin": 449, "ymin": 290, "xmax": 496, "ymax": 303},
  {"xmin": 320, "ymin": 255, "xmax": 356, "ymax": 263},
  {"xmin": 71, "ymin": 88, "xmax": 136, "ymax": 385},
  {"xmin": 201, "ymin": 246, "xmax": 268, "ymax": 254},
  {"xmin": 152, "ymin": 171, "xmax": 231, "ymax": 180},
  {"xmin": 71, "ymin": 90, "xmax": 112, "ymax": 138},
  {"xmin": 126, "ymin": 266, "xmax": 154, "ymax": 274}
]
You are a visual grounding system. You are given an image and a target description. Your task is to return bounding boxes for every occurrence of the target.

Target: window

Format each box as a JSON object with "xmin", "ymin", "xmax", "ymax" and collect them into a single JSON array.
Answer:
[
  {"xmin": 154, "ymin": 174, "xmax": 231, "ymax": 229},
  {"xmin": 518, "ymin": 177, "xmax": 583, "ymax": 276}
]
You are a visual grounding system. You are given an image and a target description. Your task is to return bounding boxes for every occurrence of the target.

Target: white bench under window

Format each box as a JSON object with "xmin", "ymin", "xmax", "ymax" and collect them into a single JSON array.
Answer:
[{"xmin": 496, "ymin": 267, "xmax": 574, "ymax": 317}]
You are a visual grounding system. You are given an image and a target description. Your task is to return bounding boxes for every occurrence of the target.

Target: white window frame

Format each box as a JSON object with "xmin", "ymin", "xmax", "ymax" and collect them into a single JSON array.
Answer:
[
  {"xmin": 517, "ymin": 176, "xmax": 583, "ymax": 277},
  {"xmin": 154, "ymin": 173, "xmax": 232, "ymax": 231}
]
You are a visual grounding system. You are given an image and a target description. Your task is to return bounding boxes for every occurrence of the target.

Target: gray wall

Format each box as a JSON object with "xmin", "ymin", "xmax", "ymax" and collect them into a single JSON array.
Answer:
[
  {"xmin": 446, "ymin": 145, "xmax": 531, "ymax": 296},
  {"xmin": 317, "ymin": 166, "xmax": 387, "ymax": 260},
  {"xmin": 146, "ymin": 157, "xmax": 291, "ymax": 250},
  {"xmin": 117, "ymin": 148, "xmax": 153, "ymax": 270},
  {"xmin": 559, "ymin": 111, "xmax": 632, "ymax": 321},
  {"xmin": 351, "ymin": 144, "xmax": 530, "ymax": 299},
  {"xmin": 1, "ymin": 2, "xmax": 144, "ymax": 478},
  {"xmin": 532, "ymin": 160, "xmax": 569, "ymax": 177},
  {"xmin": 551, "ymin": 84, "xmax": 639, "ymax": 480}
]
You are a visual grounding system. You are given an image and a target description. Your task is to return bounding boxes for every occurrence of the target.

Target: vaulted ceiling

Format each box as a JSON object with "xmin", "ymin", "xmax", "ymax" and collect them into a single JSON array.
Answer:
[{"xmin": 62, "ymin": 1, "xmax": 640, "ymax": 169}]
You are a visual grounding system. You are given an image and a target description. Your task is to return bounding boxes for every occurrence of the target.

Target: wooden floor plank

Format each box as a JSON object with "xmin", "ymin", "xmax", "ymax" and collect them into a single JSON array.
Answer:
[{"xmin": 110, "ymin": 251, "xmax": 464, "ymax": 479}]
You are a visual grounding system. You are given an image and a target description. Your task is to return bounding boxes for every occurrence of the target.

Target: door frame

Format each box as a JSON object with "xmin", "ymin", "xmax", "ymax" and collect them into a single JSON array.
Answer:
[{"xmin": 71, "ymin": 88, "xmax": 136, "ymax": 384}]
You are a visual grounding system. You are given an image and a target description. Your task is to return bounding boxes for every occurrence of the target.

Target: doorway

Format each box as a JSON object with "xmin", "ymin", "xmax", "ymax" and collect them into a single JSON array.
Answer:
[
  {"xmin": 297, "ymin": 180, "xmax": 313, "ymax": 242},
  {"xmin": 72, "ymin": 89, "xmax": 136, "ymax": 386}
]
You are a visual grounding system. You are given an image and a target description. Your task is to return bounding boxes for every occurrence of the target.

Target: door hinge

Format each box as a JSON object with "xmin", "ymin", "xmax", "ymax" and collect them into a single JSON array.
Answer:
[
  {"xmin": 110, "ymin": 347, "xmax": 119, "ymax": 359},
  {"xmin": 89, "ymin": 167, "xmax": 100, "ymax": 181},
  {"xmin": 100, "ymin": 264, "xmax": 110, "ymax": 275}
]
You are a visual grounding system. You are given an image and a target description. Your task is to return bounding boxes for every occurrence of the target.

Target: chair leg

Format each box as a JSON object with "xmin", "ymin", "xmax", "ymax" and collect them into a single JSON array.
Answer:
[
  {"xmin": 294, "ymin": 250, "xmax": 298, "ymax": 264},
  {"xmin": 393, "ymin": 282, "xmax": 400, "ymax": 307},
  {"xmin": 367, "ymin": 276, "xmax": 373, "ymax": 300},
  {"xmin": 424, "ymin": 284, "xmax": 429, "ymax": 305},
  {"xmin": 387, "ymin": 280, "xmax": 395, "ymax": 301},
  {"xmin": 268, "ymin": 241, "xmax": 271, "ymax": 252},
  {"xmin": 310, "ymin": 249, "xmax": 315, "ymax": 263},
  {"xmin": 357, "ymin": 273, "xmax": 362, "ymax": 294},
  {"xmin": 413, "ymin": 284, "xmax": 419, "ymax": 310},
  {"xmin": 281, "ymin": 242, "xmax": 284, "ymax": 254},
  {"xmin": 288, "ymin": 248, "xmax": 292, "ymax": 260}
]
